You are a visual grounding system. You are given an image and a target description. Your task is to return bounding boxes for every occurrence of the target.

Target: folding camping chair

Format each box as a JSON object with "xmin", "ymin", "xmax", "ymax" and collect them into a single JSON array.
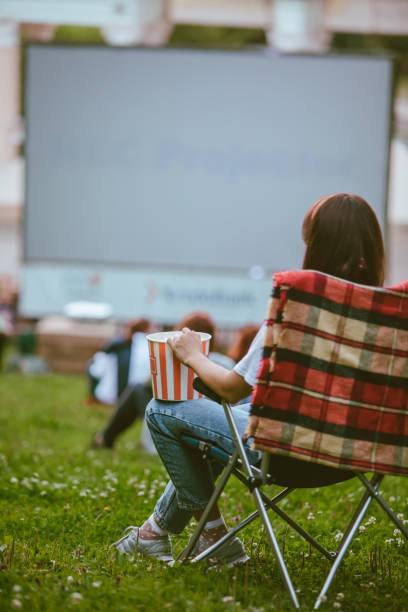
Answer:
[{"xmin": 177, "ymin": 270, "xmax": 408, "ymax": 609}]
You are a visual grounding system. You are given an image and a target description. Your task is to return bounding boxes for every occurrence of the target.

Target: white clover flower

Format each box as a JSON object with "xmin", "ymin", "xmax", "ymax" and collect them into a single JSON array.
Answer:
[
  {"xmin": 393, "ymin": 529, "xmax": 401, "ymax": 537},
  {"xmin": 334, "ymin": 532, "xmax": 343, "ymax": 542},
  {"xmin": 40, "ymin": 491, "xmax": 47, "ymax": 496},
  {"xmin": 99, "ymin": 492, "xmax": 108, "ymax": 498},
  {"xmin": 389, "ymin": 496, "xmax": 396, "ymax": 503},
  {"xmin": 333, "ymin": 603, "xmax": 341, "ymax": 609},
  {"xmin": 365, "ymin": 516, "xmax": 376, "ymax": 525},
  {"xmin": 41, "ymin": 480, "xmax": 49, "ymax": 486},
  {"xmin": 336, "ymin": 593, "xmax": 344, "ymax": 600},
  {"xmin": 397, "ymin": 513, "xmax": 404, "ymax": 520},
  {"xmin": 11, "ymin": 599, "xmax": 22, "ymax": 609},
  {"xmin": 91, "ymin": 581, "xmax": 101, "ymax": 588},
  {"xmin": 79, "ymin": 491, "xmax": 87, "ymax": 497},
  {"xmin": 12, "ymin": 585, "xmax": 22, "ymax": 593},
  {"xmin": 67, "ymin": 576, "xmax": 74, "ymax": 584},
  {"xmin": 10, "ymin": 477, "xmax": 18, "ymax": 484},
  {"xmin": 358, "ymin": 525, "xmax": 366, "ymax": 532},
  {"xmin": 221, "ymin": 596, "xmax": 234, "ymax": 603},
  {"xmin": 138, "ymin": 491, "xmax": 145, "ymax": 497},
  {"xmin": 307, "ymin": 512, "xmax": 315, "ymax": 520},
  {"xmin": 71, "ymin": 592, "xmax": 83, "ymax": 603}
]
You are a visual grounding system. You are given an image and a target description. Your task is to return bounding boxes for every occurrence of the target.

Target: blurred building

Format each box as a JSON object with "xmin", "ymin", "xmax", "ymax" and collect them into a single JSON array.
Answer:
[{"xmin": 0, "ymin": 0, "xmax": 407, "ymax": 303}]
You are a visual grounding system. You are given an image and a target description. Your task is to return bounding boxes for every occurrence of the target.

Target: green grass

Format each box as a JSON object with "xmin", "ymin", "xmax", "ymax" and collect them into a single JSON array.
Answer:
[{"xmin": 0, "ymin": 373, "xmax": 407, "ymax": 611}]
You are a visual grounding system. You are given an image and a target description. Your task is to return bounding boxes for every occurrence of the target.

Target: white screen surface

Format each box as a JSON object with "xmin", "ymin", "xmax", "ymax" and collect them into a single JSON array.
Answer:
[{"xmin": 25, "ymin": 46, "xmax": 392, "ymax": 273}]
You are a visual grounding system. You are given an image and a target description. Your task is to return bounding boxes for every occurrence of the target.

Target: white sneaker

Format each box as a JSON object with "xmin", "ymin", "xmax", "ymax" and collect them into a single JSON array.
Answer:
[
  {"xmin": 112, "ymin": 526, "xmax": 173, "ymax": 562},
  {"xmin": 189, "ymin": 534, "xmax": 249, "ymax": 568}
]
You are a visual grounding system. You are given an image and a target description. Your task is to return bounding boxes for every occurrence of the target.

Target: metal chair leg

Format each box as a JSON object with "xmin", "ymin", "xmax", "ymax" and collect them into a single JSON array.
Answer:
[
  {"xmin": 189, "ymin": 487, "xmax": 295, "ymax": 564},
  {"xmin": 232, "ymin": 467, "xmax": 334, "ymax": 560},
  {"xmin": 252, "ymin": 486, "xmax": 300, "ymax": 608},
  {"xmin": 356, "ymin": 473, "xmax": 408, "ymax": 539},
  {"xmin": 314, "ymin": 474, "xmax": 383, "ymax": 609},
  {"xmin": 176, "ymin": 449, "xmax": 240, "ymax": 562},
  {"xmin": 222, "ymin": 400, "xmax": 299, "ymax": 608}
]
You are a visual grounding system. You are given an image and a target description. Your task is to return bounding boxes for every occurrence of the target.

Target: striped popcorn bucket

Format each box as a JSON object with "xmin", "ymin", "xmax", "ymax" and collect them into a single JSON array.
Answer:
[{"xmin": 147, "ymin": 331, "xmax": 211, "ymax": 401}]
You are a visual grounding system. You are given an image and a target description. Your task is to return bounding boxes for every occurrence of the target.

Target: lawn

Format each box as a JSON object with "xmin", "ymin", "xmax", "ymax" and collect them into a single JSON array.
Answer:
[{"xmin": 0, "ymin": 372, "xmax": 407, "ymax": 611}]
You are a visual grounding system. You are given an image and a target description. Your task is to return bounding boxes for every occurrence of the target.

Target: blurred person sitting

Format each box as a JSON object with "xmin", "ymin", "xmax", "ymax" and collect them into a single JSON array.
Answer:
[
  {"xmin": 0, "ymin": 309, "xmax": 13, "ymax": 371},
  {"xmin": 86, "ymin": 318, "xmax": 151, "ymax": 406},
  {"xmin": 176, "ymin": 311, "xmax": 235, "ymax": 371},
  {"xmin": 91, "ymin": 310, "xmax": 233, "ymax": 449},
  {"xmin": 0, "ymin": 275, "xmax": 18, "ymax": 371},
  {"xmin": 227, "ymin": 323, "xmax": 260, "ymax": 364}
]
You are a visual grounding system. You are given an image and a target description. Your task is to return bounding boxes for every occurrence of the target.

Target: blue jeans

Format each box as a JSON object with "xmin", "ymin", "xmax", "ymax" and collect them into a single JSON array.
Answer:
[{"xmin": 145, "ymin": 398, "xmax": 260, "ymax": 534}]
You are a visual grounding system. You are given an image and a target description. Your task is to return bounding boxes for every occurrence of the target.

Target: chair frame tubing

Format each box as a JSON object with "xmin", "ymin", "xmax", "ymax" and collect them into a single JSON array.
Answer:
[{"xmin": 178, "ymin": 399, "xmax": 408, "ymax": 609}]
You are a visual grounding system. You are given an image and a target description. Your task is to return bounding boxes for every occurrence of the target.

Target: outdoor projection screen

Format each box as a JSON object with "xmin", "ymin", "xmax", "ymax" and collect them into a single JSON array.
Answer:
[{"xmin": 23, "ymin": 46, "xmax": 393, "ymax": 323}]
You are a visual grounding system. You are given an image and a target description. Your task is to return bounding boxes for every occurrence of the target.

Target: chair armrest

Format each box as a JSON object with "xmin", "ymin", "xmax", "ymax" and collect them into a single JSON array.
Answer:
[{"xmin": 193, "ymin": 377, "xmax": 223, "ymax": 405}]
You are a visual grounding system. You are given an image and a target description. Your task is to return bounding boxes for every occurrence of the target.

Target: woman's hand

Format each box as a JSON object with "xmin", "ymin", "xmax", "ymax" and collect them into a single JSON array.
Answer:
[
  {"xmin": 168, "ymin": 327, "xmax": 252, "ymax": 404},
  {"xmin": 167, "ymin": 327, "xmax": 203, "ymax": 368}
]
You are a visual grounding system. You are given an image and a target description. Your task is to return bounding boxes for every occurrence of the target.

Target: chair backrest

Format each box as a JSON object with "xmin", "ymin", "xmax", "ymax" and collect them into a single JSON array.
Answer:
[{"xmin": 249, "ymin": 270, "xmax": 408, "ymax": 475}]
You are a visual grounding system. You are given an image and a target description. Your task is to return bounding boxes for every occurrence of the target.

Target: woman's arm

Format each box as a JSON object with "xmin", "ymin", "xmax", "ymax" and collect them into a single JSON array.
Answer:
[{"xmin": 167, "ymin": 328, "xmax": 252, "ymax": 404}]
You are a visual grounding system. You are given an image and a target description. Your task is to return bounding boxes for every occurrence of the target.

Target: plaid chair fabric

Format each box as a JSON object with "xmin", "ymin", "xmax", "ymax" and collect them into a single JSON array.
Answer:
[{"xmin": 248, "ymin": 270, "xmax": 408, "ymax": 475}]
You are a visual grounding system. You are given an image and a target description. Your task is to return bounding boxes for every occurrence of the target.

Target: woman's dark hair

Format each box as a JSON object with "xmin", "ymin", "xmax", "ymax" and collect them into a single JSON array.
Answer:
[
  {"xmin": 175, "ymin": 311, "xmax": 216, "ymax": 352},
  {"xmin": 302, "ymin": 193, "xmax": 385, "ymax": 286},
  {"xmin": 228, "ymin": 324, "xmax": 259, "ymax": 363}
]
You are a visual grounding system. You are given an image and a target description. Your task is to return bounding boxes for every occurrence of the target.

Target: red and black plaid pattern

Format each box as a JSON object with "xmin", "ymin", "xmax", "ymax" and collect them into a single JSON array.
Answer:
[{"xmin": 248, "ymin": 270, "xmax": 408, "ymax": 475}]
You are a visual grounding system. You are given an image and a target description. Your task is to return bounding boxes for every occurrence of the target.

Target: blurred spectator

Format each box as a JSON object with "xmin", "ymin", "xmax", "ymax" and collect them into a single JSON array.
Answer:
[
  {"xmin": 91, "ymin": 310, "xmax": 234, "ymax": 450},
  {"xmin": 86, "ymin": 318, "xmax": 151, "ymax": 405},
  {"xmin": 227, "ymin": 324, "xmax": 260, "ymax": 363},
  {"xmin": 0, "ymin": 275, "xmax": 17, "ymax": 371},
  {"xmin": 175, "ymin": 311, "xmax": 235, "ymax": 370},
  {"xmin": 0, "ymin": 308, "xmax": 13, "ymax": 370},
  {"xmin": 4, "ymin": 319, "xmax": 50, "ymax": 374}
]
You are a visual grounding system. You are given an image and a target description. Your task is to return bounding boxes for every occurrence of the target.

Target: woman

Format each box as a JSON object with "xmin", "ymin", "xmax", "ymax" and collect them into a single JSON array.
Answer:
[{"xmin": 113, "ymin": 194, "xmax": 385, "ymax": 565}]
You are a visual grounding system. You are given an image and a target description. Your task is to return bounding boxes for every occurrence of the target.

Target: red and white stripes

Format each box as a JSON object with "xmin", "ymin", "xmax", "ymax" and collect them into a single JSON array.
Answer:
[{"xmin": 147, "ymin": 332, "xmax": 211, "ymax": 401}]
